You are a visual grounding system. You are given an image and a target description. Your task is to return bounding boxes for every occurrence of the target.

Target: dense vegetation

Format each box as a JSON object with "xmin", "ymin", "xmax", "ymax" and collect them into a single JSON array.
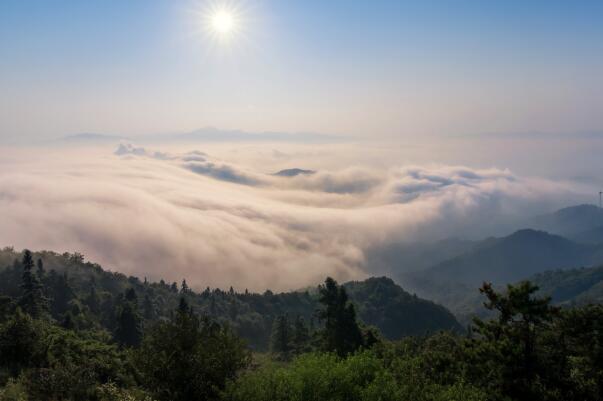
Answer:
[
  {"xmin": 1, "ymin": 248, "xmax": 603, "ymax": 400},
  {"xmin": 0, "ymin": 248, "xmax": 461, "ymax": 350}
]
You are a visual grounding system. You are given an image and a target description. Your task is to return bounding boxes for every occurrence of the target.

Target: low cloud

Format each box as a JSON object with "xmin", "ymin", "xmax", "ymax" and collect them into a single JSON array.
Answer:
[{"xmin": 0, "ymin": 143, "xmax": 590, "ymax": 291}]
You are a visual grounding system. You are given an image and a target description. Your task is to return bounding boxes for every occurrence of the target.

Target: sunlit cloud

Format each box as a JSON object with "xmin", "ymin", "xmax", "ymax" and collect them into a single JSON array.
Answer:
[{"xmin": 0, "ymin": 142, "xmax": 590, "ymax": 291}]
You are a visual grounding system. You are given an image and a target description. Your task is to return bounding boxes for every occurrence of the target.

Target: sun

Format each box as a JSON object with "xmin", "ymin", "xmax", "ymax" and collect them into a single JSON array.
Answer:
[
  {"xmin": 211, "ymin": 10, "xmax": 235, "ymax": 34},
  {"xmin": 192, "ymin": 1, "xmax": 246, "ymax": 46}
]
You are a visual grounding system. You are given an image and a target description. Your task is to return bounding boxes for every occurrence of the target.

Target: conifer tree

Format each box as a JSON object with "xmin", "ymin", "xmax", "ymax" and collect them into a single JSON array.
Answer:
[
  {"xmin": 472, "ymin": 281, "xmax": 559, "ymax": 400},
  {"xmin": 85, "ymin": 284, "xmax": 101, "ymax": 315},
  {"xmin": 114, "ymin": 300, "xmax": 143, "ymax": 347},
  {"xmin": 143, "ymin": 294, "xmax": 156, "ymax": 320},
  {"xmin": 125, "ymin": 287, "xmax": 138, "ymax": 304},
  {"xmin": 270, "ymin": 315, "xmax": 292, "ymax": 360},
  {"xmin": 181, "ymin": 279, "xmax": 189, "ymax": 294},
  {"xmin": 317, "ymin": 277, "xmax": 363, "ymax": 356},
  {"xmin": 18, "ymin": 250, "xmax": 48, "ymax": 319},
  {"xmin": 48, "ymin": 272, "xmax": 74, "ymax": 318},
  {"xmin": 36, "ymin": 258, "xmax": 45, "ymax": 281},
  {"xmin": 292, "ymin": 315, "xmax": 311, "ymax": 354}
]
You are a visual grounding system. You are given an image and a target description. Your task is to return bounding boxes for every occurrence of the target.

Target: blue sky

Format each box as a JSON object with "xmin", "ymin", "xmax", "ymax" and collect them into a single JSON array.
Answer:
[{"xmin": 1, "ymin": 0, "xmax": 602, "ymax": 140}]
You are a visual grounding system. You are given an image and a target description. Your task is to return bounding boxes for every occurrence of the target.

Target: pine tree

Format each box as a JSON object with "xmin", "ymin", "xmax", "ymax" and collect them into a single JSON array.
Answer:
[
  {"xmin": 209, "ymin": 295, "xmax": 217, "ymax": 316},
  {"xmin": 178, "ymin": 296, "xmax": 190, "ymax": 314},
  {"xmin": 181, "ymin": 279, "xmax": 189, "ymax": 294},
  {"xmin": 125, "ymin": 288, "xmax": 138, "ymax": 304},
  {"xmin": 270, "ymin": 315, "xmax": 292, "ymax": 360},
  {"xmin": 48, "ymin": 272, "xmax": 74, "ymax": 318},
  {"xmin": 292, "ymin": 315, "xmax": 311, "ymax": 354},
  {"xmin": 143, "ymin": 294, "xmax": 156, "ymax": 320},
  {"xmin": 85, "ymin": 285, "xmax": 101, "ymax": 315},
  {"xmin": 472, "ymin": 281, "xmax": 559, "ymax": 400},
  {"xmin": 36, "ymin": 258, "xmax": 45, "ymax": 281},
  {"xmin": 317, "ymin": 277, "xmax": 364, "ymax": 357},
  {"xmin": 114, "ymin": 300, "xmax": 143, "ymax": 347},
  {"xmin": 18, "ymin": 250, "xmax": 48, "ymax": 319}
]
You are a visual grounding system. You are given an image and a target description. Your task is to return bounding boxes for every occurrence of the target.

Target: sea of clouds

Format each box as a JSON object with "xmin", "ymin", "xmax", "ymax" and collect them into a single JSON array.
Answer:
[{"xmin": 0, "ymin": 141, "xmax": 591, "ymax": 291}]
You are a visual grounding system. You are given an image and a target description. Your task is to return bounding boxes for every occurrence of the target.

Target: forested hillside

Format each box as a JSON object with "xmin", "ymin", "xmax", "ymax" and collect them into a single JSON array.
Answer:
[
  {"xmin": 0, "ymin": 248, "xmax": 460, "ymax": 350},
  {"xmin": 413, "ymin": 264, "xmax": 603, "ymax": 326},
  {"xmin": 528, "ymin": 265, "xmax": 603, "ymax": 305},
  {"xmin": 2, "ymin": 249, "xmax": 602, "ymax": 401}
]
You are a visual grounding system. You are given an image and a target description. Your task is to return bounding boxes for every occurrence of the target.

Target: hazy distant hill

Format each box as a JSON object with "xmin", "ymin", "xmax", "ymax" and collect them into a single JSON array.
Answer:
[
  {"xmin": 366, "ymin": 238, "xmax": 477, "ymax": 276},
  {"xmin": 0, "ymin": 248, "xmax": 461, "ymax": 350},
  {"xmin": 530, "ymin": 204, "xmax": 603, "ymax": 242},
  {"xmin": 409, "ymin": 229, "xmax": 603, "ymax": 287},
  {"xmin": 395, "ymin": 229, "xmax": 603, "ymax": 322}
]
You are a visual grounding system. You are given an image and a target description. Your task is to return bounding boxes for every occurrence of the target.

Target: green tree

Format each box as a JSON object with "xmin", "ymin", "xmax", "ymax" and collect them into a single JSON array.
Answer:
[
  {"xmin": 114, "ymin": 299, "xmax": 143, "ymax": 347},
  {"xmin": 18, "ymin": 250, "xmax": 48, "ymax": 319},
  {"xmin": 292, "ymin": 315, "xmax": 311, "ymax": 354},
  {"xmin": 134, "ymin": 297, "xmax": 250, "ymax": 401},
  {"xmin": 36, "ymin": 258, "xmax": 45, "ymax": 281},
  {"xmin": 142, "ymin": 294, "xmax": 156, "ymax": 320},
  {"xmin": 85, "ymin": 284, "xmax": 101, "ymax": 315},
  {"xmin": 0, "ymin": 308, "xmax": 45, "ymax": 376},
  {"xmin": 48, "ymin": 271, "xmax": 75, "ymax": 318},
  {"xmin": 125, "ymin": 288, "xmax": 138, "ymax": 304},
  {"xmin": 470, "ymin": 281, "xmax": 558, "ymax": 400},
  {"xmin": 317, "ymin": 277, "xmax": 364, "ymax": 357},
  {"xmin": 270, "ymin": 315, "xmax": 292, "ymax": 360},
  {"xmin": 180, "ymin": 279, "xmax": 189, "ymax": 294}
]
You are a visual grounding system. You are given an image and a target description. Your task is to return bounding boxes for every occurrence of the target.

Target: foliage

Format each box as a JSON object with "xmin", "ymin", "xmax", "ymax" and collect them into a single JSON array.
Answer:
[
  {"xmin": 223, "ymin": 351, "xmax": 487, "ymax": 401},
  {"xmin": 1, "ymin": 247, "xmax": 603, "ymax": 400},
  {"xmin": 18, "ymin": 251, "xmax": 48, "ymax": 319},
  {"xmin": 317, "ymin": 277, "xmax": 364, "ymax": 357},
  {"xmin": 132, "ymin": 298, "xmax": 251, "ymax": 401},
  {"xmin": 0, "ymin": 248, "xmax": 463, "ymax": 350}
]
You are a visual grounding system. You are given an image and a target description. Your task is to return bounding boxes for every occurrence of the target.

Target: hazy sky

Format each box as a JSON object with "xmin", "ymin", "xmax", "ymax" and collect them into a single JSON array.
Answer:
[{"xmin": 1, "ymin": 0, "xmax": 602, "ymax": 140}]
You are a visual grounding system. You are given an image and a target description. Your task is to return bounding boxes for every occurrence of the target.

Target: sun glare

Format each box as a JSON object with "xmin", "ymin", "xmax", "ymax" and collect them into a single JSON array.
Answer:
[
  {"xmin": 193, "ymin": 1, "xmax": 248, "ymax": 49},
  {"xmin": 211, "ymin": 10, "xmax": 234, "ymax": 34}
]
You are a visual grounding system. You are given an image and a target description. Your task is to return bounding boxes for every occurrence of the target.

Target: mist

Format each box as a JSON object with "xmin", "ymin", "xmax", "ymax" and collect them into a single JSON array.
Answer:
[{"xmin": 0, "ymin": 139, "xmax": 594, "ymax": 291}]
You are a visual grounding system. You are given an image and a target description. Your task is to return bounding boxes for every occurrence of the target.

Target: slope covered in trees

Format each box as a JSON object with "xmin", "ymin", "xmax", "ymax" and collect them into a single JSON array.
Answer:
[
  {"xmin": 1, "ymin": 248, "xmax": 603, "ymax": 400},
  {"xmin": 0, "ymin": 248, "xmax": 460, "ymax": 351}
]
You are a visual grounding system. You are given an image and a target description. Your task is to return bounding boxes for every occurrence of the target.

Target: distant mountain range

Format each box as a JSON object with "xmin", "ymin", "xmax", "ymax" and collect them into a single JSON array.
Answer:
[
  {"xmin": 57, "ymin": 128, "xmax": 343, "ymax": 145},
  {"xmin": 378, "ymin": 204, "xmax": 603, "ymax": 322},
  {"xmin": 529, "ymin": 204, "xmax": 603, "ymax": 242},
  {"xmin": 408, "ymin": 229, "xmax": 603, "ymax": 287}
]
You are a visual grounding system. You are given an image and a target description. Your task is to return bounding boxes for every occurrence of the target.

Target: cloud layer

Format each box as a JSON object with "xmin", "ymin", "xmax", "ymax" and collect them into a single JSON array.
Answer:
[{"xmin": 0, "ymin": 143, "xmax": 589, "ymax": 291}]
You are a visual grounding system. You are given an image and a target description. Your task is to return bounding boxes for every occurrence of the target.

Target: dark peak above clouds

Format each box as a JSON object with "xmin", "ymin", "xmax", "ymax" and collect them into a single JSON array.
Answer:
[
  {"xmin": 274, "ymin": 168, "xmax": 316, "ymax": 177},
  {"xmin": 114, "ymin": 143, "xmax": 172, "ymax": 160}
]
